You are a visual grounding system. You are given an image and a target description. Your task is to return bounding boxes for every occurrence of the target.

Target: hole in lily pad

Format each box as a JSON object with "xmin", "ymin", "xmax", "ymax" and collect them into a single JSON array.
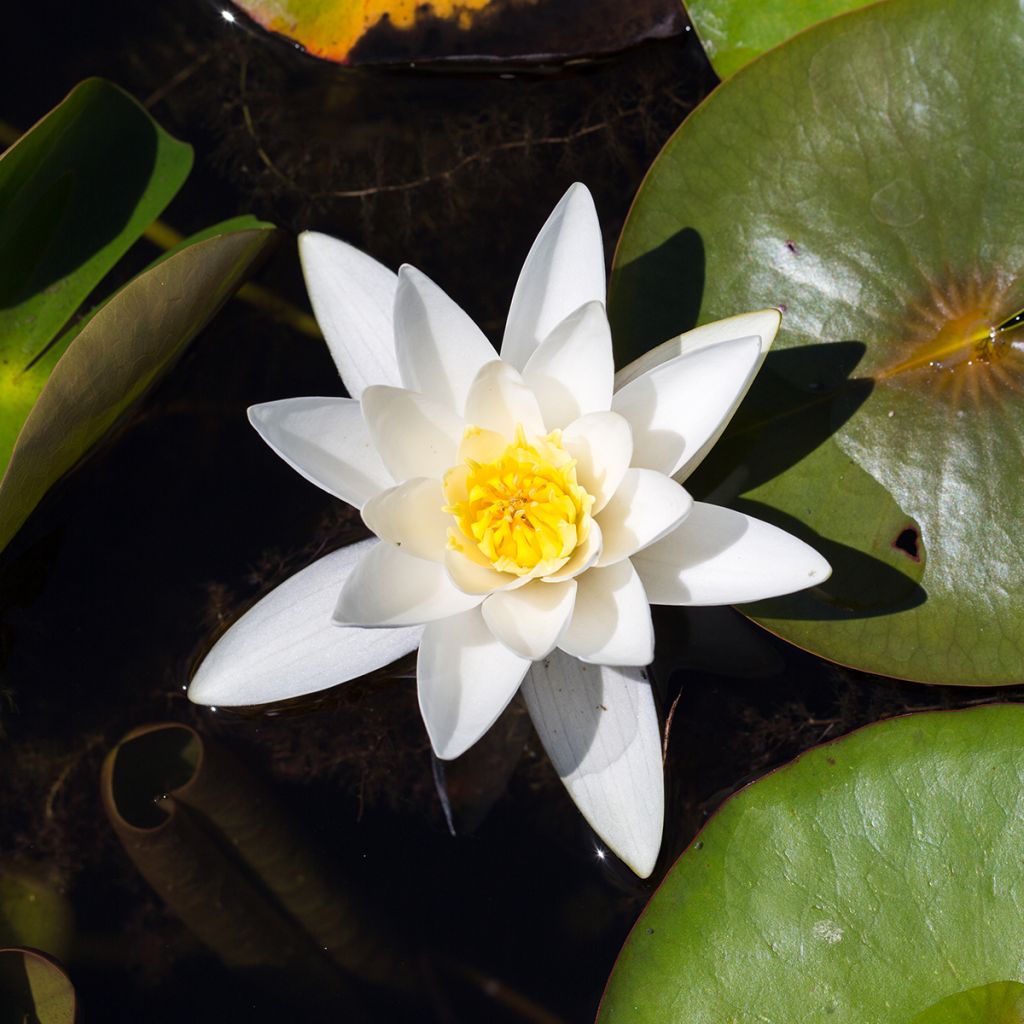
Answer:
[{"xmin": 892, "ymin": 526, "xmax": 920, "ymax": 561}]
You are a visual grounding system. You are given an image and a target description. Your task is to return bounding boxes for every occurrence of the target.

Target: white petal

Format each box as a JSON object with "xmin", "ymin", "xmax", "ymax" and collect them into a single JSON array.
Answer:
[
  {"xmin": 482, "ymin": 579, "xmax": 577, "ymax": 660},
  {"xmin": 521, "ymin": 651, "xmax": 663, "ymax": 877},
  {"xmin": 189, "ymin": 540, "xmax": 421, "ymax": 707},
  {"xmin": 631, "ymin": 501, "xmax": 832, "ymax": 605},
  {"xmin": 248, "ymin": 397, "xmax": 392, "ymax": 509},
  {"xmin": 298, "ymin": 232, "xmax": 401, "ymax": 397},
  {"xmin": 559, "ymin": 560, "xmax": 654, "ymax": 666},
  {"xmin": 335, "ymin": 542, "xmax": 482, "ymax": 625},
  {"xmin": 418, "ymin": 608, "xmax": 531, "ymax": 759},
  {"xmin": 361, "ymin": 385, "xmax": 464, "ymax": 482},
  {"xmin": 562, "ymin": 411, "xmax": 633, "ymax": 514},
  {"xmin": 612, "ymin": 336, "xmax": 762, "ymax": 478},
  {"xmin": 463, "ymin": 360, "xmax": 546, "ymax": 437},
  {"xmin": 596, "ymin": 470, "xmax": 693, "ymax": 566},
  {"xmin": 542, "ymin": 520, "xmax": 603, "ymax": 582},
  {"xmin": 522, "ymin": 301, "xmax": 614, "ymax": 428},
  {"xmin": 361, "ymin": 478, "xmax": 450, "ymax": 562},
  {"xmin": 394, "ymin": 265, "xmax": 496, "ymax": 415},
  {"xmin": 614, "ymin": 309, "xmax": 781, "ymax": 389},
  {"xmin": 445, "ymin": 548, "xmax": 527, "ymax": 596},
  {"xmin": 501, "ymin": 183, "xmax": 606, "ymax": 372}
]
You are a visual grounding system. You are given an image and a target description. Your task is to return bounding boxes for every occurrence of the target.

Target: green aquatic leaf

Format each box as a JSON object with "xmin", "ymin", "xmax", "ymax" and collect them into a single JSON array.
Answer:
[
  {"xmin": 599, "ymin": 705, "xmax": 1024, "ymax": 1023},
  {"xmin": 0, "ymin": 948, "xmax": 76, "ymax": 1024},
  {"xmin": 684, "ymin": 0, "xmax": 877, "ymax": 78},
  {"xmin": 910, "ymin": 981, "xmax": 1024, "ymax": 1024},
  {"xmin": 611, "ymin": 0, "xmax": 1024, "ymax": 684},
  {"xmin": 0, "ymin": 227, "xmax": 276, "ymax": 553},
  {"xmin": 0, "ymin": 870, "xmax": 75, "ymax": 960}
]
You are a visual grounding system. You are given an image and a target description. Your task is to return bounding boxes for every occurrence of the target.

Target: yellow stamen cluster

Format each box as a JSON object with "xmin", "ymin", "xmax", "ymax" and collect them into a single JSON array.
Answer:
[{"xmin": 445, "ymin": 426, "xmax": 593, "ymax": 577}]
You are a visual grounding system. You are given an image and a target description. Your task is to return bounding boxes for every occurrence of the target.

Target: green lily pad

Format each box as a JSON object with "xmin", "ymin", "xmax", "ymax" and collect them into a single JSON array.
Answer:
[
  {"xmin": 599, "ymin": 705, "xmax": 1024, "ymax": 1022},
  {"xmin": 684, "ymin": 0, "xmax": 876, "ymax": 78},
  {"xmin": 910, "ymin": 981, "xmax": 1024, "ymax": 1024},
  {"xmin": 0, "ymin": 870, "xmax": 75, "ymax": 960},
  {"xmin": 0, "ymin": 948, "xmax": 76, "ymax": 1024},
  {"xmin": 0, "ymin": 226, "xmax": 276, "ymax": 553},
  {"xmin": 611, "ymin": 0, "xmax": 1024, "ymax": 684}
]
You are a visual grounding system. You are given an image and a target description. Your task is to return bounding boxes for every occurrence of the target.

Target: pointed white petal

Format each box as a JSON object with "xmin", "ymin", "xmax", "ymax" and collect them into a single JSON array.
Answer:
[
  {"xmin": 521, "ymin": 651, "xmax": 663, "ymax": 877},
  {"xmin": 501, "ymin": 183, "xmax": 606, "ymax": 371},
  {"xmin": 614, "ymin": 309, "xmax": 781, "ymax": 389},
  {"xmin": 361, "ymin": 385, "xmax": 464, "ymax": 483},
  {"xmin": 482, "ymin": 579, "xmax": 577, "ymax": 660},
  {"xmin": 464, "ymin": 360, "xmax": 545, "ymax": 438},
  {"xmin": 542, "ymin": 520, "xmax": 603, "ymax": 582},
  {"xmin": 418, "ymin": 608, "xmax": 531, "ymax": 760},
  {"xmin": 298, "ymin": 232, "xmax": 400, "ymax": 397},
  {"xmin": 189, "ymin": 541, "xmax": 421, "ymax": 707},
  {"xmin": 361, "ymin": 477, "xmax": 450, "ymax": 562},
  {"xmin": 562, "ymin": 411, "xmax": 632, "ymax": 514},
  {"xmin": 522, "ymin": 301, "xmax": 614, "ymax": 428},
  {"xmin": 632, "ymin": 501, "xmax": 832, "ymax": 605},
  {"xmin": 596, "ymin": 470, "xmax": 693, "ymax": 566},
  {"xmin": 248, "ymin": 397, "xmax": 392, "ymax": 509},
  {"xmin": 559, "ymin": 560, "xmax": 654, "ymax": 666},
  {"xmin": 394, "ymin": 265, "xmax": 496, "ymax": 416},
  {"xmin": 612, "ymin": 336, "xmax": 762, "ymax": 478},
  {"xmin": 335, "ymin": 541, "xmax": 482, "ymax": 625},
  {"xmin": 445, "ymin": 548, "xmax": 528, "ymax": 596}
]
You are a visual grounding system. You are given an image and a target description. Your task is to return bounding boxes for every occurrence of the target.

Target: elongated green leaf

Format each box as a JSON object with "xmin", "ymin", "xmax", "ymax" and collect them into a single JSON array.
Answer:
[
  {"xmin": 600, "ymin": 705, "xmax": 1024, "ymax": 1022},
  {"xmin": 910, "ymin": 982, "xmax": 1024, "ymax": 1024},
  {"xmin": 684, "ymin": 0, "xmax": 877, "ymax": 78},
  {"xmin": 0, "ymin": 78, "xmax": 192, "ymax": 361},
  {"xmin": 0, "ymin": 227, "xmax": 276, "ymax": 553},
  {"xmin": 612, "ymin": 0, "xmax": 1024, "ymax": 684}
]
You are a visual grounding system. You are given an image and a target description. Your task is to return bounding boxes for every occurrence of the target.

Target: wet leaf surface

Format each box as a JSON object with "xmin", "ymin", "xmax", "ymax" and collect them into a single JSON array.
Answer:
[
  {"xmin": 612, "ymin": 0, "xmax": 1024, "ymax": 684},
  {"xmin": 910, "ymin": 981, "xmax": 1024, "ymax": 1024},
  {"xmin": 600, "ymin": 705, "xmax": 1024, "ymax": 1022}
]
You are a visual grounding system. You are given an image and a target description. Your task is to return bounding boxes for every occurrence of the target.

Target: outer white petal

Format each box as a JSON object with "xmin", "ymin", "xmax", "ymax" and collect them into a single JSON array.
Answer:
[
  {"xmin": 335, "ymin": 542, "xmax": 482, "ymax": 626},
  {"xmin": 595, "ymin": 470, "xmax": 693, "ymax": 567},
  {"xmin": 189, "ymin": 540, "xmax": 421, "ymax": 707},
  {"xmin": 559, "ymin": 560, "xmax": 654, "ymax": 666},
  {"xmin": 418, "ymin": 608, "xmax": 531, "ymax": 760},
  {"xmin": 394, "ymin": 265, "xmax": 496, "ymax": 415},
  {"xmin": 562, "ymin": 411, "xmax": 632, "ymax": 514},
  {"xmin": 361, "ymin": 478, "xmax": 449, "ymax": 562},
  {"xmin": 444, "ymin": 548, "xmax": 529, "ymax": 596},
  {"xmin": 501, "ymin": 183, "xmax": 606, "ymax": 372},
  {"xmin": 464, "ymin": 361, "xmax": 545, "ymax": 438},
  {"xmin": 298, "ymin": 232, "xmax": 401, "ymax": 397},
  {"xmin": 614, "ymin": 309, "xmax": 781, "ymax": 389},
  {"xmin": 361, "ymin": 385, "xmax": 464, "ymax": 483},
  {"xmin": 482, "ymin": 579, "xmax": 577, "ymax": 660},
  {"xmin": 612, "ymin": 336, "xmax": 762, "ymax": 478},
  {"xmin": 248, "ymin": 397, "xmax": 392, "ymax": 509},
  {"xmin": 522, "ymin": 301, "xmax": 614, "ymax": 428},
  {"xmin": 631, "ymin": 501, "xmax": 832, "ymax": 605},
  {"xmin": 521, "ymin": 651, "xmax": 663, "ymax": 878}
]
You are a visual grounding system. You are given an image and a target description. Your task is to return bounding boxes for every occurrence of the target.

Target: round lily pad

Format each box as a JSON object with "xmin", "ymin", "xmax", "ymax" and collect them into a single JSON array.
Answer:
[
  {"xmin": 599, "ymin": 704, "xmax": 1024, "ymax": 1022},
  {"xmin": 611, "ymin": 0, "xmax": 1024, "ymax": 685}
]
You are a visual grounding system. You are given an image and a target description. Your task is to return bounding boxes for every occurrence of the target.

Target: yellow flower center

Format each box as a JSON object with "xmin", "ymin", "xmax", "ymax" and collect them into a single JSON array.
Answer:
[{"xmin": 444, "ymin": 426, "xmax": 593, "ymax": 577}]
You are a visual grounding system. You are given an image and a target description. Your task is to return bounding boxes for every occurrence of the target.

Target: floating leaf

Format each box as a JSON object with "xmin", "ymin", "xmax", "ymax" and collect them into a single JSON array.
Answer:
[
  {"xmin": 600, "ymin": 705, "xmax": 1024, "ymax": 1022},
  {"xmin": 229, "ymin": 0, "xmax": 685, "ymax": 66},
  {"xmin": 910, "ymin": 981, "xmax": 1024, "ymax": 1024},
  {"xmin": 0, "ymin": 948, "xmax": 76, "ymax": 1024},
  {"xmin": 683, "ymin": 0, "xmax": 876, "ymax": 78},
  {"xmin": 101, "ymin": 723, "xmax": 407, "ymax": 995},
  {"xmin": 611, "ymin": 0, "xmax": 1024, "ymax": 684},
  {"xmin": 0, "ymin": 226, "xmax": 275, "ymax": 554}
]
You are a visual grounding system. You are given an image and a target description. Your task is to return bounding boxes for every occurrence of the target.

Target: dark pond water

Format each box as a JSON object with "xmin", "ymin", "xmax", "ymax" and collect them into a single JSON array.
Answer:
[{"xmin": 2, "ymin": 2, "xmax": 1019, "ymax": 1021}]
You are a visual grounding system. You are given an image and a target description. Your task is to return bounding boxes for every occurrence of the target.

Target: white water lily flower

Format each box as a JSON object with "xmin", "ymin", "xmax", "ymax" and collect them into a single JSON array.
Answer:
[{"xmin": 189, "ymin": 183, "xmax": 830, "ymax": 878}]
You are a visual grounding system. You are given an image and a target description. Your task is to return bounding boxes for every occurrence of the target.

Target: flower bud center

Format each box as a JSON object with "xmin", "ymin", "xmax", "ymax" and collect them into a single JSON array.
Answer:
[{"xmin": 445, "ymin": 426, "xmax": 593, "ymax": 576}]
